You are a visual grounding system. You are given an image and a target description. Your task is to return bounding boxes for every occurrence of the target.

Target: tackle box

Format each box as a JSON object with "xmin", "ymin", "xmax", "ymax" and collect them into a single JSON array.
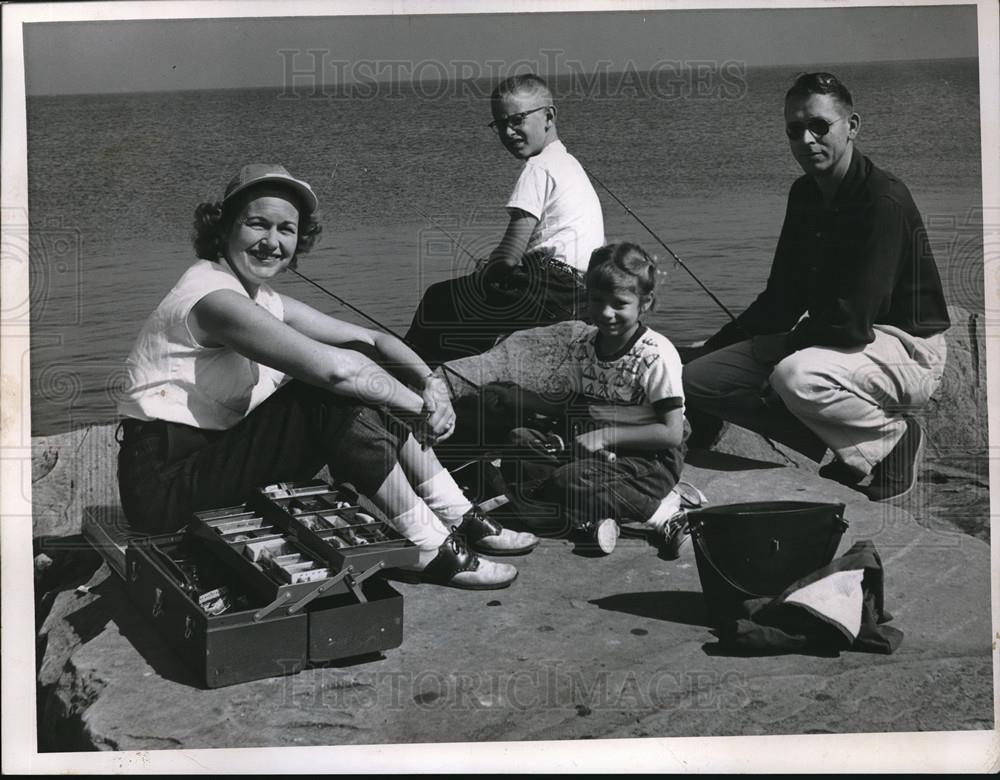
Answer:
[{"xmin": 120, "ymin": 480, "xmax": 419, "ymax": 687}]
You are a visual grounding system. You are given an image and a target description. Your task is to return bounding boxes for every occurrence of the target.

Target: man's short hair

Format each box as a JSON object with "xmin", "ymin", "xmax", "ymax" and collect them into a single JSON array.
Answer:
[
  {"xmin": 491, "ymin": 73, "xmax": 553, "ymax": 104},
  {"xmin": 785, "ymin": 72, "xmax": 854, "ymax": 111}
]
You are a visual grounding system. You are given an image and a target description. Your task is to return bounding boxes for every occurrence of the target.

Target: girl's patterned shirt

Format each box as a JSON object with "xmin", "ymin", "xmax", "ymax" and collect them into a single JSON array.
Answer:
[{"xmin": 552, "ymin": 323, "xmax": 684, "ymax": 426}]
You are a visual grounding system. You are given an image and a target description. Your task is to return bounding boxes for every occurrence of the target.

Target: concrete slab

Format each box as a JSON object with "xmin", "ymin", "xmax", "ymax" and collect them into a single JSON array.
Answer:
[{"xmin": 35, "ymin": 459, "xmax": 993, "ymax": 751}]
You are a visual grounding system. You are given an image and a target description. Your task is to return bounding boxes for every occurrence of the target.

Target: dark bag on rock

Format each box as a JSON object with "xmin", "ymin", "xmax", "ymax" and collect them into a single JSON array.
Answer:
[{"xmin": 688, "ymin": 501, "xmax": 848, "ymax": 623}]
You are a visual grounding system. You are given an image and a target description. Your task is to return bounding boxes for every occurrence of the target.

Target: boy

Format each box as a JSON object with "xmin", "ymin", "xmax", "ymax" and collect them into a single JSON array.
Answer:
[{"xmin": 405, "ymin": 74, "xmax": 605, "ymax": 364}]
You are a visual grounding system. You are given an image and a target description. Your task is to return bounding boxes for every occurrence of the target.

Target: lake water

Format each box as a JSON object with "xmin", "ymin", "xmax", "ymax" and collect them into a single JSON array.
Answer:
[{"xmin": 25, "ymin": 58, "xmax": 984, "ymax": 435}]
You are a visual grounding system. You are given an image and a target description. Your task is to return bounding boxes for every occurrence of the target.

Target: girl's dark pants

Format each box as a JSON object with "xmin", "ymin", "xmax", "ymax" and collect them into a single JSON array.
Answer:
[
  {"xmin": 442, "ymin": 383, "xmax": 684, "ymax": 535},
  {"xmin": 116, "ymin": 381, "xmax": 409, "ymax": 535},
  {"xmin": 507, "ymin": 446, "xmax": 684, "ymax": 535}
]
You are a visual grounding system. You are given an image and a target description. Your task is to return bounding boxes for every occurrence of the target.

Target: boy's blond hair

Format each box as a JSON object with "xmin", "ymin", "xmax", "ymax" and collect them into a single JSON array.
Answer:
[{"xmin": 491, "ymin": 73, "xmax": 554, "ymax": 106}]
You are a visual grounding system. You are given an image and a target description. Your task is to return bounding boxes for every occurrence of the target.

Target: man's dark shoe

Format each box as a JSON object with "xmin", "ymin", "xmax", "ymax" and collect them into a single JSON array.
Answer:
[
  {"xmin": 861, "ymin": 418, "xmax": 924, "ymax": 502},
  {"xmin": 818, "ymin": 459, "xmax": 865, "ymax": 487}
]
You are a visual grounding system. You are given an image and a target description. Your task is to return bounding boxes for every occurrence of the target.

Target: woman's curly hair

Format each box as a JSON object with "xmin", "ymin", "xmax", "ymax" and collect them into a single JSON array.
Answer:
[{"xmin": 191, "ymin": 186, "xmax": 322, "ymax": 266}]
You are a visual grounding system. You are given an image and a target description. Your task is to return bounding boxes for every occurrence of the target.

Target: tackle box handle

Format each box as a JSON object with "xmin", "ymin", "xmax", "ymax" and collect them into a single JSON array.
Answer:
[{"xmin": 252, "ymin": 560, "xmax": 386, "ymax": 620}]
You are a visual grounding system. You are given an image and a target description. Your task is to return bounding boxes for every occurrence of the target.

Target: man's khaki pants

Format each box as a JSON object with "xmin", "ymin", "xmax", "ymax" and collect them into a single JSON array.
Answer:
[{"xmin": 683, "ymin": 326, "xmax": 947, "ymax": 475}]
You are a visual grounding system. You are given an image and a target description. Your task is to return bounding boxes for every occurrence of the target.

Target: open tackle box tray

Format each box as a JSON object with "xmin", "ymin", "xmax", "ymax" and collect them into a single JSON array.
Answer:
[{"xmin": 121, "ymin": 480, "xmax": 419, "ymax": 688}]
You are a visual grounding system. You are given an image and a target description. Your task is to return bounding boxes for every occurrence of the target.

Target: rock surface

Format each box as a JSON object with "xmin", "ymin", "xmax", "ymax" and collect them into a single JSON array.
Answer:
[
  {"xmin": 919, "ymin": 306, "xmax": 989, "ymax": 454},
  {"xmin": 29, "ymin": 306, "xmax": 988, "ymax": 541},
  {"xmin": 30, "ymin": 305, "xmax": 994, "ymax": 752},
  {"xmin": 31, "ymin": 425, "xmax": 120, "ymax": 540}
]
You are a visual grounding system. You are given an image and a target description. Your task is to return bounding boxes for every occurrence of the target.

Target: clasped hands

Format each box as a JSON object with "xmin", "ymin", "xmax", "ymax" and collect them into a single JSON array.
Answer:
[{"xmin": 414, "ymin": 372, "xmax": 457, "ymax": 448}]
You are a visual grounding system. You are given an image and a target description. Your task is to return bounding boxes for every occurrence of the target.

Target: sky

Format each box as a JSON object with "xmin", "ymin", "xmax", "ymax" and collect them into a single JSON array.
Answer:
[{"xmin": 21, "ymin": 3, "xmax": 981, "ymax": 96}]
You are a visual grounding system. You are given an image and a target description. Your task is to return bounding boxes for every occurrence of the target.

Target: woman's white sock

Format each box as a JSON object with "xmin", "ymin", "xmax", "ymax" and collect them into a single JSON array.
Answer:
[
  {"xmin": 414, "ymin": 470, "xmax": 474, "ymax": 525},
  {"xmin": 387, "ymin": 502, "xmax": 449, "ymax": 566}
]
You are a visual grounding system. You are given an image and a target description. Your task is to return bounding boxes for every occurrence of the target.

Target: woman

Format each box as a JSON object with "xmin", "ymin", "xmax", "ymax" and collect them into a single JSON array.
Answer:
[{"xmin": 116, "ymin": 163, "xmax": 538, "ymax": 589}]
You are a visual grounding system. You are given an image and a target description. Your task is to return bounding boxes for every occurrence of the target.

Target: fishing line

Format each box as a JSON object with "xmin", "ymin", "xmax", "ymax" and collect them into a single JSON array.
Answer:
[
  {"xmin": 581, "ymin": 164, "xmax": 743, "ymax": 328},
  {"xmin": 288, "ymin": 266, "xmax": 482, "ymax": 395}
]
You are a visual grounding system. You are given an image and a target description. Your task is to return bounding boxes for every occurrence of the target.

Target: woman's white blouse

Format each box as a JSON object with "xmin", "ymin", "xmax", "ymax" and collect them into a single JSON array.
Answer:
[{"xmin": 117, "ymin": 259, "xmax": 289, "ymax": 429}]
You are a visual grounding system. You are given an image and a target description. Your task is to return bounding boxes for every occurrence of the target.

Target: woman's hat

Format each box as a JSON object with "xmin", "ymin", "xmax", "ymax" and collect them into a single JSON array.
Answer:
[{"xmin": 223, "ymin": 164, "xmax": 319, "ymax": 214}]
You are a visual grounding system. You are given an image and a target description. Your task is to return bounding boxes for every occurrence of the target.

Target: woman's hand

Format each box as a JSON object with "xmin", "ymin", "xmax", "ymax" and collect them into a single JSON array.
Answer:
[{"xmin": 419, "ymin": 373, "xmax": 457, "ymax": 445}]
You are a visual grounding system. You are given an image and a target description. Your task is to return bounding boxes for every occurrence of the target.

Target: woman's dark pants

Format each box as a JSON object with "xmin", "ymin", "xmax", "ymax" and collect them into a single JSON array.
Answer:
[{"xmin": 117, "ymin": 382, "xmax": 408, "ymax": 535}]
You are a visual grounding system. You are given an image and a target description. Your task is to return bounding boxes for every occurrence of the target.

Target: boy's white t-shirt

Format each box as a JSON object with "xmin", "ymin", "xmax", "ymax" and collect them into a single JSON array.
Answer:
[
  {"xmin": 117, "ymin": 259, "xmax": 290, "ymax": 430},
  {"xmin": 505, "ymin": 139, "xmax": 605, "ymax": 272}
]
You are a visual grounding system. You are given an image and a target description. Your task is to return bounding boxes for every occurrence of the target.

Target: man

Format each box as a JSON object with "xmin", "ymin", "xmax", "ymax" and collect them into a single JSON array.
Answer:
[{"xmin": 683, "ymin": 72, "xmax": 950, "ymax": 502}]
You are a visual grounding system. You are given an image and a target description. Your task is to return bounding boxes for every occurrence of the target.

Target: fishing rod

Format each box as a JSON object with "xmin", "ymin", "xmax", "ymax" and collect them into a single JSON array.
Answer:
[
  {"xmin": 287, "ymin": 266, "xmax": 481, "ymax": 395},
  {"xmin": 288, "ymin": 269, "xmax": 620, "ymax": 461},
  {"xmin": 581, "ymin": 164, "xmax": 743, "ymax": 328}
]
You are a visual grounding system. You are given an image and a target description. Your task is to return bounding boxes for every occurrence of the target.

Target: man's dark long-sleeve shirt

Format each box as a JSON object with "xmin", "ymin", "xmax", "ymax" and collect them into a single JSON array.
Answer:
[{"xmin": 704, "ymin": 149, "xmax": 950, "ymax": 353}]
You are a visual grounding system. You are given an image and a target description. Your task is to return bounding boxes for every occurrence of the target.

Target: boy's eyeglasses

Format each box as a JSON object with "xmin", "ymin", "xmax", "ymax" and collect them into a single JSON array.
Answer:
[
  {"xmin": 785, "ymin": 116, "xmax": 845, "ymax": 140},
  {"xmin": 488, "ymin": 105, "xmax": 552, "ymax": 131}
]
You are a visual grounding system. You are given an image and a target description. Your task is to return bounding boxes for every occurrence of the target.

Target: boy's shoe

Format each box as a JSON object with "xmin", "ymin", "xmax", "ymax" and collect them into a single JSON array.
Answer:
[
  {"xmin": 861, "ymin": 418, "xmax": 925, "ymax": 502},
  {"xmin": 456, "ymin": 506, "xmax": 540, "ymax": 556},
  {"xmin": 593, "ymin": 518, "xmax": 619, "ymax": 555},
  {"xmin": 411, "ymin": 531, "xmax": 519, "ymax": 590}
]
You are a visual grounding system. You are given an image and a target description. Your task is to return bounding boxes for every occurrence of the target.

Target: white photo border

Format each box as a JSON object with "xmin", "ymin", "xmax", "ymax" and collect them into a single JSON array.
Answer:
[{"xmin": 2, "ymin": 0, "xmax": 998, "ymax": 773}]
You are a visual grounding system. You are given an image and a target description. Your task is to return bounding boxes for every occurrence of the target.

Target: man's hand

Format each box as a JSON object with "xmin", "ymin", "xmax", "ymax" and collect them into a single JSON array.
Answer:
[{"xmin": 751, "ymin": 333, "xmax": 793, "ymax": 366}]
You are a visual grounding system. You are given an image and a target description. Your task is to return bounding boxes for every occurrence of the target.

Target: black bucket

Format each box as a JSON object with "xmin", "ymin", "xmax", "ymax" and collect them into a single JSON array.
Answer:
[{"xmin": 688, "ymin": 501, "xmax": 849, "ymax": 624}]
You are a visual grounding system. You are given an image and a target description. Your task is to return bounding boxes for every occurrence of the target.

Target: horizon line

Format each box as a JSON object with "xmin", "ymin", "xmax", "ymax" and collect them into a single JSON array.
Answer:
[{"xmin": 25, "ymin": 55, "xmax": 978, "ymax": 99}]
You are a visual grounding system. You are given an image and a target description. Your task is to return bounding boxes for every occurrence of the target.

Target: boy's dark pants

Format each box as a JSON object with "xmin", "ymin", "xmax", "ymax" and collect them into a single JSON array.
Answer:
[
  {"xmin": 404, "ymin": 254, "xmax": 588, "ymax": 364},
  {"xmin": 441, "ymin": 382, "xmax": 684, "ymax": 535}
]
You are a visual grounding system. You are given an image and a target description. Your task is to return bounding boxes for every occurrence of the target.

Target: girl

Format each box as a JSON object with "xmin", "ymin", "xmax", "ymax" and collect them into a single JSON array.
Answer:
[{"xmin": 471, "ymin": 242, "xmax": 690, "ymax": 554}]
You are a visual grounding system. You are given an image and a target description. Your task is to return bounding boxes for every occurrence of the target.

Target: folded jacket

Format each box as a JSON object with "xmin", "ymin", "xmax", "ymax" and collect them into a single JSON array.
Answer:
[{"xmin": 717, "ymin": 539, "xmax": 903, "ymax": 655}]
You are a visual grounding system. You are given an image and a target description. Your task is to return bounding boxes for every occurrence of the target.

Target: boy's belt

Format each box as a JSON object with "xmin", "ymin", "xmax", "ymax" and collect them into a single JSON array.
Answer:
[{"xmin": 523, "ymin": 251, "xmax": 585, "ymax": 281}]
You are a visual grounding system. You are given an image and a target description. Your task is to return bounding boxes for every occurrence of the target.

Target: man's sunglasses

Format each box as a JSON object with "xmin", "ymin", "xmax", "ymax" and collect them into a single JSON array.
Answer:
[
  {"xmin": 785, "ymin": 116, "xmax": 845, "ymax": 140},
  {"xmin": 487, "ymin": 105, "xmax": 552, "ymax": 131}
]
